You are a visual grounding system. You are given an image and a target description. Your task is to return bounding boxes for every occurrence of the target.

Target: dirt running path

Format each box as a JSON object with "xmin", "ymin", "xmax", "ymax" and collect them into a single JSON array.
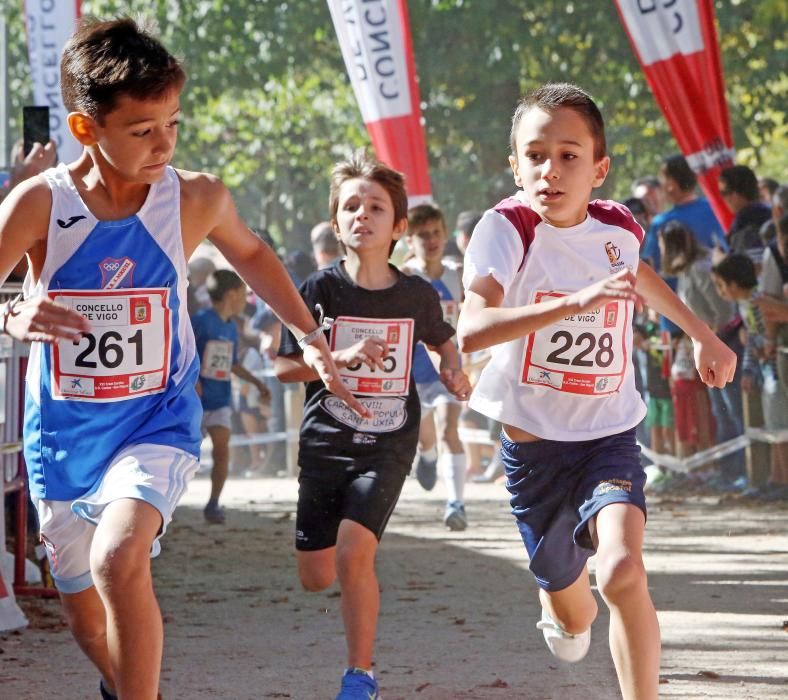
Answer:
[{"xmin": 2, "ymin": 476, "xmax": 787, "ymax": 699}]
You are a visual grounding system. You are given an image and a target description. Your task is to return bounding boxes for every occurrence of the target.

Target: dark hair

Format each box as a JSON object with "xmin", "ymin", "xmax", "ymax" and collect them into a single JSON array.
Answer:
[
  {"xmin": 659, "ymin": 220, "xmax": 705, "ymax": 275},
  {"xmin": 711, "ymin": 253, "xmax": 757, "ymax": 290},
  {"xmin": 622, "ymin": 197, "xmax": 646, "ymax": 217},
  {"xmin": 510, "ymin": 83, "xmax": 606, "ymax": 161},
  {"xmin": 328, "ymin": 150, "xmax": 408, "ymax": 257},
  {"xmin": 206, "ymin": 269, "xmax": 244, "ymax": 302},
  {"xmin": 408, "ymin": 203, "xmax": 446, "ymax": 233},
  {"xmin": 661, "ymin": 154, "xmax": 697, "ymax": 192},
  {"xmin": 61, "ymin": 17, "xmax": 186, "ymax": 123},
  {"xmin": 632, "ymin": 176, "xmax": 660, "ymax": 193},
  {"xmin": 329, "ymin": 150, "xmax": 408, "ymax": 225},
  {"xmin": 759, "ymin": 177, "xmax": 779, "ymax": 198},
  {"xmin": 455, "ymin": 210, "xmax": 482, "ymax": 236},
  {"xmin": 720, "ymin": 165, "xmax": 759, "ymax": 202}
]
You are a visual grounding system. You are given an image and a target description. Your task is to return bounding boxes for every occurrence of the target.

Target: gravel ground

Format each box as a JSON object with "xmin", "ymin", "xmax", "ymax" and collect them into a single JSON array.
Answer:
[{"xmin": 2, "ymin": 474, "xmax": 787, "ymax": 699}]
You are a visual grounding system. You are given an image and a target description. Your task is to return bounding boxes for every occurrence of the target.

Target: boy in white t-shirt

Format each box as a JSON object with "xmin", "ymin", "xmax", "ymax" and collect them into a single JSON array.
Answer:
[
  {"xmin": 402, "ymin": 203, "xmax": 469, "ymax": 530},
  {"xmin": 457, "ymin": 83, "xmax": 736, "ymax": 700}
]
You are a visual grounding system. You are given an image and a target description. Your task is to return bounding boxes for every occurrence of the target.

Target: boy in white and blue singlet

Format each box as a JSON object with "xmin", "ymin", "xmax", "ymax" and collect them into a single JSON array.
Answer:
[
  {"xmin": 402, "ymin": 203, "xmax": 469, "ymax": 530},
  {"xmin": 0, "ymin": 17, "xmax": 359, "ymax": 700},
  {"xmin": 457, "ymin": 83, "xmax": 737, "ymax": 700}
]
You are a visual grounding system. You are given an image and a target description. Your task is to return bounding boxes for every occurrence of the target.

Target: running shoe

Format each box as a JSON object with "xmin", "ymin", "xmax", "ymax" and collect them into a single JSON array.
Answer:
[
  {"xmin": 415, "ymin": 455, "xmax": 437, "ymax": 491},
  {"xmin": 471, "ymin": 456, "xmax": 504, "ymax": 483},
  {"xmin": 443, "ymin": 501, "xmax": 467, "ymax": 531},
  {"xmin": 203, "ymin": 500, "xmax": 226, "ymax": 524},
  {"xmin": 536, "ymin": 608, "xmax": 591, "ymax": 662},
  {"xmin": 99, "ymin": 680, "xmax": 162, "ymax": 699},
  {"xmin": 335, "ymin": 668, "xmax": 379, "ymax": 699}
]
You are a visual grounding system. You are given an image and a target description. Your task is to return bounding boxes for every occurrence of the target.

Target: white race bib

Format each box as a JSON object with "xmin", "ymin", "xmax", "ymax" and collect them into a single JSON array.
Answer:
[
  {"xmin": 200, "ymin": 340, "xmax": 233, "ymax": 380},
  {"xmin": 50, "ymin": 288, "xmax": 171, "ymax": 401},
  {"xmin": 330, "ymin": 316, "xmax": 414, "ymax": 396},
  {"xmin": 521, "ymin": 291, "xmax": 628, "ymax": 395}
]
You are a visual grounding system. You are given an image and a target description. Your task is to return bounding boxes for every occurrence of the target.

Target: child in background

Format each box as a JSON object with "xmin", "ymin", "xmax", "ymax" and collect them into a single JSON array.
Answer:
[
  {"xmin": 634, "ymin": 320, "xmax": 675, "ymax": 457},
  {"xmin": 192, "ymin": 270, "xmax": 271, "ymax": 522},
  {"xmin": 669, "ymin": 330, "xmax": 715, "ymax": 459},
  {"xmin": 276, "ymin": 151, "xmax": 470, "ymax": 699},
  {"xmin": 457, "ymin": 82, "xmax": 736, "ymax": 699},
  {"xmin": 402, "ymin": 203, "xmax": 469, "ymax": 530},
  {"xmin": 712, "ymin": 254, "xmax": 788, "ymax": 497}
]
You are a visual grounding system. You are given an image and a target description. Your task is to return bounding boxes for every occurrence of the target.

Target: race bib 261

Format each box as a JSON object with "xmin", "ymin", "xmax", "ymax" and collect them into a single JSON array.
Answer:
[{"xmin": 50, "ymin": 288, "xmax": 172, "ymax": 402}]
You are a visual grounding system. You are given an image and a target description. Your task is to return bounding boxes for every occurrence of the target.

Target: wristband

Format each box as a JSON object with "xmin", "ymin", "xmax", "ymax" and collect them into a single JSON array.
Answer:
[
  {"xmin": 1, "ymin": 293, "xmax": 23, "ymax": 335},
  {"xmin": 297, "ymin": 303, "xmax": 334, "ymax": 350}
]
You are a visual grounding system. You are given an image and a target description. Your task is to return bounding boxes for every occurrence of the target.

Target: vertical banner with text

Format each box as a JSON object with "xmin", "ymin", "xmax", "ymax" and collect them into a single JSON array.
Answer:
[
  {"xmin": 614, "ymin": 0, "xmax": 734, "ymax": 230},
  {"xmin": 327, "ymin": 0, "xmax": 432, "ymax": 205},
  {"xmin": 23, "ymin": 0, "xmax": 82, "ymax": 164}
]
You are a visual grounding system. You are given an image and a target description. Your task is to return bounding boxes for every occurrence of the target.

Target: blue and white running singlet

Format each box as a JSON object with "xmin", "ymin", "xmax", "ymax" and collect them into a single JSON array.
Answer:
[{"xmin": 23, "ymin": 164, "xmax": 202, "ymax": 500}]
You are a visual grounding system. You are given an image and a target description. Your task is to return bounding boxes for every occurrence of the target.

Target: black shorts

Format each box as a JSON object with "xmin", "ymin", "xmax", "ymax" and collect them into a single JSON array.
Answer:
[{"xmin": 295, "ymin": 464, "xmax": 408, "ymax": 551}]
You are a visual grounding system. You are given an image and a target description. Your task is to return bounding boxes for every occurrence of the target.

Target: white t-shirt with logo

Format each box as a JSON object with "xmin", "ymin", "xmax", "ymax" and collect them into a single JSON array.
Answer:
[{"xmin": 463, "ymin": 193, "xmax": 647, "ymax": 441}]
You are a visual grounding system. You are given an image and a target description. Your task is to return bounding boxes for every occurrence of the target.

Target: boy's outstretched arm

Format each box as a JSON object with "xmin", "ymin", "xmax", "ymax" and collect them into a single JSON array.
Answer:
[
  {"xmin": 428, "ymin": 338, "xmax": 471, "ymax": 400},
  {"xmin": 275, "ymin": 336, "xmax": 389, "ymax": 383},
  {"xmin": 184, "ymin": 175, "xmax": 369, "ymax": 417},
  {"xmin": 231, "ymin": 363, "xmax": 271, "ymax": 401},
  {"xmin": 457, "ymin": 269, "xmax": 642, "ymax": 353},
  {"xmin": 636, "ymin": 262, "xmax": 737, "ymax": 388}
]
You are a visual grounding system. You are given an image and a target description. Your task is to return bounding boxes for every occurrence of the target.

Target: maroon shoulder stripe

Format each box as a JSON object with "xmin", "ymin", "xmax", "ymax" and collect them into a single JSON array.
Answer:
[
  {"xmin": 588, "ymin": 200, "xmax": 644, "ymax": 243},
  {"xmin": 493, "ymin": 197, "xmax": 541, "ymax": 271}
]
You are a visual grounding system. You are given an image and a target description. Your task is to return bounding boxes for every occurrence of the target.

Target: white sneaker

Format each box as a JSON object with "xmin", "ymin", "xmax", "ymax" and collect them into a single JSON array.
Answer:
[{"xmin": 536, "ymin": 608, "xmax": 591, "ymax": 662}]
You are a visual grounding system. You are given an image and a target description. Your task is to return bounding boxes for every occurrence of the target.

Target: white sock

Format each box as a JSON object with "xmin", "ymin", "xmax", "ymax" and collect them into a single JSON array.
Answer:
[
  {"xmin": 440, "ymin": 452, "xmax": 466, "ymax": 503},
  {"xmin": 421, "ymin": 446, "xmax": 438, "ymax": 462}
]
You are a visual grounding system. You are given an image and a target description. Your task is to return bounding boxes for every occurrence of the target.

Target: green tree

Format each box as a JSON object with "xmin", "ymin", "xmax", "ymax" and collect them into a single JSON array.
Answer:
[{"xmin": 4, "ymin": 1, "xmax": 784, "ymax": 247}]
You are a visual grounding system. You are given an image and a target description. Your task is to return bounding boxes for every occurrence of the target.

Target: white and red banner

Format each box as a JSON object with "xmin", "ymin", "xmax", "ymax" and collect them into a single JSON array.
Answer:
[
  {"xmin": 23, "ymin": 0, "xmax": 82, "ymax": 163},
  {"xmin": 327, "ymin": 0, "xmax": 432, "ymax": 205},
  {"xmin": 614, "ymin": 0, "xmax": 734, "ymax": 230}
]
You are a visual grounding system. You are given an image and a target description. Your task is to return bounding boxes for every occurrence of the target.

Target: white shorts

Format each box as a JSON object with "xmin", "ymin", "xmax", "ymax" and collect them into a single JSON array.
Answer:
[
  {"xmin": 32, "ymin": 444, "xmax": 198, "ymax": 594},
  {"xmin": 417, "ymin": 379, "xmax": 459, "ymax": 414},
  {"xmin": 201, "ymin": 405, "xmax": 233, "ymax": 431}
]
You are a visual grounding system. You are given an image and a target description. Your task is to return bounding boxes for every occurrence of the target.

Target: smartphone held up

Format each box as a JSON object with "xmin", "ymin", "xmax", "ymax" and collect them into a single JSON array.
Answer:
[{"xmin": 23, "ymin": 106, "xmax": 50, "ymax": 156}]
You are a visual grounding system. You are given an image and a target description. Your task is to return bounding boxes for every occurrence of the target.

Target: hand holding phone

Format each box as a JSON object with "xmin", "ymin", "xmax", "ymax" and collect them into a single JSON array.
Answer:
[{"xmin": 23, "ymin": 106, "xmax": 50, "ymax": 157}]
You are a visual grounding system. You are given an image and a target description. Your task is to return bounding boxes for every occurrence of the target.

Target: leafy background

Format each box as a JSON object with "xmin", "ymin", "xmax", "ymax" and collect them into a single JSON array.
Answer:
[{"xmin": 4, "ymin": 0, "xmax": 785, "ymax": 250}]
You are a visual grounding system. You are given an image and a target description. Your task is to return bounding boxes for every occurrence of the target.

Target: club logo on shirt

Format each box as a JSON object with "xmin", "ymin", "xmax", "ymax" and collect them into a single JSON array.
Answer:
[
  {"xmin": 100, "ymin": 257, "xmax": 136, "ymax": 289},
  {"xmin": 604, "ymin": 241, "xmax": 627, "ymax": 273}
]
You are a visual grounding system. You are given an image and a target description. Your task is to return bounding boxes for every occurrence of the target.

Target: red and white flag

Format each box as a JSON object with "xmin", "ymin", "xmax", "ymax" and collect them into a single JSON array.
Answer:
[
  {"xmin": 614, "ymin": 0, "xmax": 734, "ymax": 229},
  {"xmin": 327, "ymin": 0, "xmax": 432, "ymax": 205},
  {"xmin": 23, "ymin": 1, "xmax": 82, "ymax": 163}
]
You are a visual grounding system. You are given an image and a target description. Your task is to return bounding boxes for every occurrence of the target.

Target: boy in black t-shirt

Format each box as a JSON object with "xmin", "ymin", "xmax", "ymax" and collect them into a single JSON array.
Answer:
[{"xmin": 276, "ymin": 151, "xmax": 470, "ymax": 700}]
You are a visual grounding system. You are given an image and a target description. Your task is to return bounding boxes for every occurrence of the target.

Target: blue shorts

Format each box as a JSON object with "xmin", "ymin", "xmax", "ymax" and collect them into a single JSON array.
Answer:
[{"xmin": 500, "ymin": 427, "xmax": 646, "ymax": 592}]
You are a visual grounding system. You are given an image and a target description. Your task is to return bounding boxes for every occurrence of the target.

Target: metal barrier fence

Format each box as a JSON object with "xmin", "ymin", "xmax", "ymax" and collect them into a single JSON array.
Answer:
[{"xmin": 0, "ymin": 284, "xmax": 52, "ymax": 597}]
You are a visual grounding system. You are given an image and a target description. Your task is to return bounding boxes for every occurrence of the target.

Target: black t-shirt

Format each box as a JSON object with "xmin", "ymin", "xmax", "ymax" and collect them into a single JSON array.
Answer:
[{"xmin": 279, "ymin": 262, "xmax": 455, "ymax": 473}]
